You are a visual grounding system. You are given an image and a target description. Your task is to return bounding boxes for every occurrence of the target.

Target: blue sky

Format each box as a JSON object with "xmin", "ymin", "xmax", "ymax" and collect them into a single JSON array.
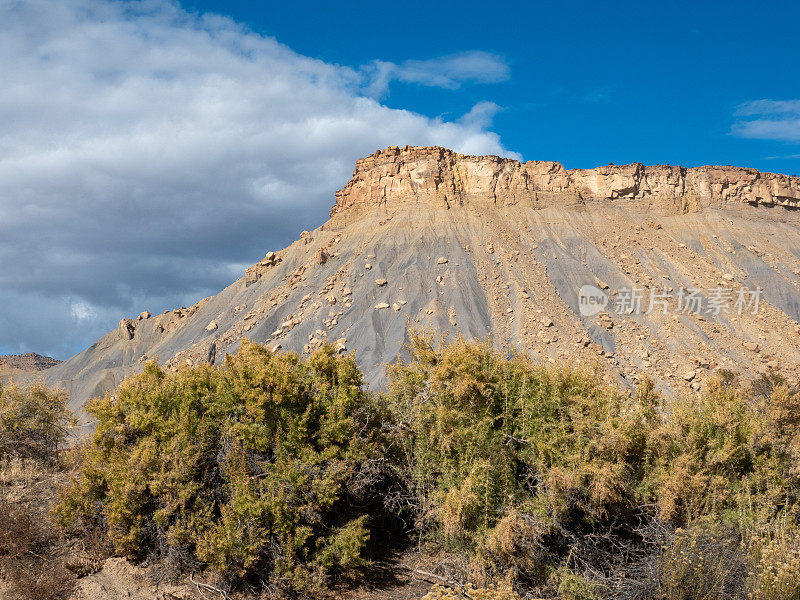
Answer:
[
  {"xmin": 1, "ymin": 0, "xmax": 799, "ymax": 359},
  {"xmin": 189, "ymin": 0, "xmax": 800, "ymax": 175}
]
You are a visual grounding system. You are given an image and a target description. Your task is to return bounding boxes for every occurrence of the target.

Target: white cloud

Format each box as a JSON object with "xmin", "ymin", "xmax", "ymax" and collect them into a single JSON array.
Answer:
[
  {"xmin": 732, "ymin": 99, "xmax": 800, "ymax": 143},
  {"xmin": 362, "ymin": 51, "xmax": 509, "ymax": 98},
  {"xmin": 0, "ymin": 0, "xmax": 516, "ymax": 358},
  {"xmin": 734, "ymin": 100, "xmax": 800, "ymax": 117},
  {"xmin": 69, "ymin": 299, "xmax": 97, "ymax": 322},
  {"xmin": 458, "ymin": 101, "xmax": 502, "ymax": 130}
]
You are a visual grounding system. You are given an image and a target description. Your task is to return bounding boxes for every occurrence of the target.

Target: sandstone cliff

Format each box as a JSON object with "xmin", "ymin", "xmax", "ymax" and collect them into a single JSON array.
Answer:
[{"xmin": 333, "ymin": 146, "xmax": 800, "ymax": 215}]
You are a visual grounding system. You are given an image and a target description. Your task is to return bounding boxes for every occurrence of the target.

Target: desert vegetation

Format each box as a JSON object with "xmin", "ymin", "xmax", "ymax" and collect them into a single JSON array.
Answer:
[
  {"xmin": 0, "ymin": 382, "xmax": 77, "ymax": 600},
  {"xmin": 55, "ymin": 341, "xmax": 393, "ymax": 595},
  {"xmin": 4, "ymin": 335, "xmax": 800, "ymax": 599},
  {"xmin": 385, "ymin": 335, "xmax": 800, "ymax": 599}
]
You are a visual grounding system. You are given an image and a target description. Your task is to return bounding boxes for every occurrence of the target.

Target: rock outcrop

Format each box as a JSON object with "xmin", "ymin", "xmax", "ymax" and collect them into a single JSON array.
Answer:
[
  {"xmin": 332, "ymin": 146, "xmax": 800, "ymax": 215},
  {"xmin": 245, "ymin": 251, "xmax": 282, "ymax": 285}
]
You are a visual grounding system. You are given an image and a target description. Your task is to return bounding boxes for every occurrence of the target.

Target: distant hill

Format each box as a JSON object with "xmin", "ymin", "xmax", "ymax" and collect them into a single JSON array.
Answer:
[
  {"xmin": 44, "ymin": 146, "xmax": 800, "ymax": 424},
  {"xmin": 0, "ymin": 352, "xmax": 62, "ymax": 372}
]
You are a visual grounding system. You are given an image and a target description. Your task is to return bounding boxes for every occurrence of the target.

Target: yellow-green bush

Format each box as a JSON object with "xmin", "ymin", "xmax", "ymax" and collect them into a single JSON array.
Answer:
[
  {"xmin": 0, "ymin": 381, "xmax": 72, "ymax": 463},
  {"xmin": 387, "ymin": 334, "xmax": 660, "ymax": 583},
  {"xmin": 552, "ymin": 567, "xmax": 602, "ymax": 600},
  {"xmin": 387, "ymin": 334, "xmax": 800, "ymax": 598},
  {"xmin": 652, "ymin": 374, "xmax": 800, "ymax": 529},
  {"xmin": 56, "ymin": 342, "xmax": 388, "ymax": 593}
]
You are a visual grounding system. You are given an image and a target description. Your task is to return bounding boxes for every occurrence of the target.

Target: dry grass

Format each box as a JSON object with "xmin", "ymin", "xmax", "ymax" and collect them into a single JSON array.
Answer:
[
  {"xmin": 0, "ymin": 452, "xmax": 110, "ymax": 600},
  {"xmin": 420, "ymin": 583, "xmax": 526, "ymax": 600},
  {"xmin": 656, "ymin": 523, "xmax": 748, "ymax": 600},
  {"xmin": 0, "ymin": 485, "xmax": 74, "ymax": 600},
  {"xmin": 747, "ymin": 523, "xmax": 800, "ymax": 600}
]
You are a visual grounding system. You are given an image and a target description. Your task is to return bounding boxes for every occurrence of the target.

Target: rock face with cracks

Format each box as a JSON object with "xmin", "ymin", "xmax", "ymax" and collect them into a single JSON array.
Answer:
[
  {"xmin": 333, "ymin": 146, "xmax": 800, "ymax": 214},
  {"xmin": 42, "ymin": 146, "xmax": 800, "ymax": 430}
]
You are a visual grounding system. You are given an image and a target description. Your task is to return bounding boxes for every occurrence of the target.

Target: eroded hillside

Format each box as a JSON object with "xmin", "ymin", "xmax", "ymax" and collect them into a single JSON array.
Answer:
[{"xmin": 44, "ymin": 146, "xmax": 800, "ymax": 425}]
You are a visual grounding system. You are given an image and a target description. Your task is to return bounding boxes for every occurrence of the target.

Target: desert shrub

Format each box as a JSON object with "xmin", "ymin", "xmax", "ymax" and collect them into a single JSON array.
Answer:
[
  {"xmin": 55, "ymin": 342, "xmax": 389, "ymax": 593},
  {"xmin": 386, "ymin": 333, "xmax": 662, "ymax": 589},
  {"xmin": 552, "ymin": 566, "xmax": 603, "ymax": 600},
  {"xmin": 387, "ymin": 334, "xmax": 800, "ymax": 599},
  {"xmin": 0, "ymin": 382, "xmax": 72, "ymax": 463},
  {"xmin": 0, "ymin": 383, "xmax": 77, "ymax": 600},
  {"xmin": 50, "ymin": 332, "xmax": 800, "ymax": 598},
  {"xmin": 0, "ymin": 493, "xmax": 40, "ymax": 558},
  {"xmin": 653, "ymin": 374, "xmax": 800, "ymax": 527}
]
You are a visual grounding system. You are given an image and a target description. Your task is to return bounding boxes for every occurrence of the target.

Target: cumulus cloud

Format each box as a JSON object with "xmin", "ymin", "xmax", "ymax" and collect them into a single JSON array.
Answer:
[
  {"xmin": 732, "ymin": 99, "xmax": 800, "ymax": 142},
  {"xmin": 0, "ymin": 0, "xmax": 516, "ymax": 359}
]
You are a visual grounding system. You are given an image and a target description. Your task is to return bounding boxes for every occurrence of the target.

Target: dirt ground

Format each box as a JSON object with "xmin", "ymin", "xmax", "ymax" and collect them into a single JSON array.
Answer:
[{"xmin": 71, "ymin": 555, "xmax": 434, "ymax": 600}]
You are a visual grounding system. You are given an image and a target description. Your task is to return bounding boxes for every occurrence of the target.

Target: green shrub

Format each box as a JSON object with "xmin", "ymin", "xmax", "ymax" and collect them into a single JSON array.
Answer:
[
  {"xmin": 553, "ymin": 566, "xmax": 602, "ymax": 600},
  {"xmin": 386, "ymin": 333, "xmax": 662, "ymax": 587},
  {"xmin": 653, "ymin": 375, "xmax": 800, "ymax": 526},
  {"xmin": 56, "ymin": 342, "xmax": 388, "ymax": 593},
  {"xmin": 0, "ymin": 382, "xmax": 72, "ymax": 463},
  {"xmin": 387, "ymin": 334, "xmax": 800, "ymax": 597}
]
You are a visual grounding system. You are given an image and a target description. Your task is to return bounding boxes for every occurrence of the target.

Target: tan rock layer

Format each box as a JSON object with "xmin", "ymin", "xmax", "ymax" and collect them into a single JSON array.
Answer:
[{"xmin": 332, "ymin": 146, "xmax": 800, "ymax": 216}]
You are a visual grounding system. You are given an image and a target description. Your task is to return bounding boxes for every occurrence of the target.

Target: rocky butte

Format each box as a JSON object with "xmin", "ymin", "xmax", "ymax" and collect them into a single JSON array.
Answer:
[
  {"xmin": 43, "ymin": 146, "xmax": 800, "ymax": 427},
  {"xmin": 334, "ymin": 146, "xmax": 800, "ymax": 214}
]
